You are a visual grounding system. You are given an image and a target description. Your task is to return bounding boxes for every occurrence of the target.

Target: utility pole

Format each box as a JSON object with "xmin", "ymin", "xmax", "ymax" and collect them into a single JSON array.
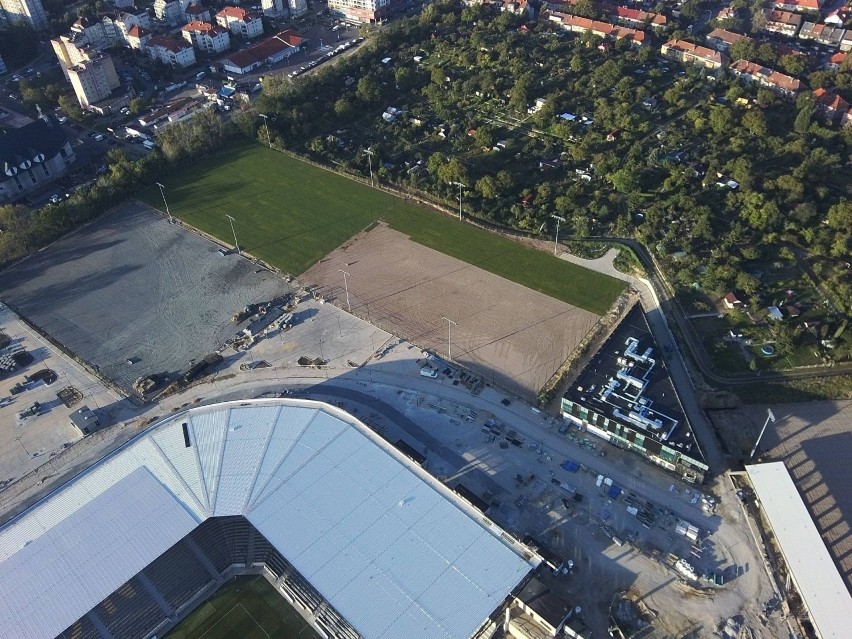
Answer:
[
  {"xmin": 258, "ymin": 113, "xmax": 272, "ymax": 148},
  {"xmin": 365, "ymin": 148, "xmax": 374, "ymax": 186},
  {"xmin": 339, "ymin": 269, "xmax": 351, "ymax": 313},
  {"xmin": 550, "ymin": 214, "xmax": 566, "ymax": 256},
  {"xmin": 749, "ymin": 408, "xmax": 776, "ymax": 461},
  {"xmin": 155, "ymin": 182, "xmax": 173, "ymax": 223},
  {"xmin": 442, "ymin": 316, "xmax": 456, "ymax": 360},
  {"xmin": 226, "ymin": 214, "xmax": 240, "ymax": 255},
  {"xmin": 451, "ymin": 182, "xmax": 466, "ymax": 221}
]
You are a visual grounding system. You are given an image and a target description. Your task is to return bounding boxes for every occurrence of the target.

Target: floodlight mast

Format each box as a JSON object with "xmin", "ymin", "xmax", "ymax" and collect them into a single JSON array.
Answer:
[
  {"xmin": 550, "ymin": 215, "xmax": 566, "ymax": 255},
  {"xmin": 749, "ymin": 408, "xmax": 776, "ymax": 461}
]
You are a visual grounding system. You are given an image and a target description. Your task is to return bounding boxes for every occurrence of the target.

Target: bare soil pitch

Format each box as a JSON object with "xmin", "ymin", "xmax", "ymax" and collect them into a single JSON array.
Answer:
[{"xmin": 303, "ymin": 225, "xmax": 600, "ymax": 397}]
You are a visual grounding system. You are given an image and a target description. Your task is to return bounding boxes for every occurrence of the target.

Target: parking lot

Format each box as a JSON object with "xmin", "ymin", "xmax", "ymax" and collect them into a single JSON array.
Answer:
[{"xmin": 0, "ymin": 201, "xmax": 289, "ymax": 394}]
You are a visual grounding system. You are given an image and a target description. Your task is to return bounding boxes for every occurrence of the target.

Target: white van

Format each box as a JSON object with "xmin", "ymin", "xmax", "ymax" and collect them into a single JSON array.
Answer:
[{"xmin": 419, "ymin": 366, "xmax": 438, "ymax": 378}]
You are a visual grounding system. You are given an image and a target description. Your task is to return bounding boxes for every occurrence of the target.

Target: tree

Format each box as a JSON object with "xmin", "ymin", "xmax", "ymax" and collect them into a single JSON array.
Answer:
[
  {"xmin": 437, "ymin": 158, "xmax": 469, "ymax": 185},
  {"xmin": 730, "ymin": 39, "xmax": 758, "ymax": 63},
  {"xmin": 474, "ymin": 125, "xmax": 496, "ymax": 149},
  {"xmin": 609, "ymin": 167, "xmax": 640, "ymax": 194},
  {"xmin": 333, "ymin": 98, "xmax": 355, "ymax": 119},
  {"xmin": 779, "ymin": 54, "xmax": 806, "ymax": 76},
  {"xmin": 476, "ymin": 175, "xmax": 499, "ymax": 199},
  {"xmin": 736, "ymin": 271, "xmax": 760, "ymax": 295},
  {"xmin": 356, "ymin": 76, "xmax": 382, "ymax": 104},
  {"xmin": 742, "ymin": 109, "xmax": 767, "ymax": 136}
]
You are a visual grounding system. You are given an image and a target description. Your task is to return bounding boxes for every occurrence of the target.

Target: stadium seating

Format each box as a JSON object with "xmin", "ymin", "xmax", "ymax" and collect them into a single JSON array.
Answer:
[
  {"xmin": 143, "ymin": 539, "xmax": 214, "ymax": 612},
  {"xmin": 92, "ymin": 577, "xmax": 166, "ymax": 639}
]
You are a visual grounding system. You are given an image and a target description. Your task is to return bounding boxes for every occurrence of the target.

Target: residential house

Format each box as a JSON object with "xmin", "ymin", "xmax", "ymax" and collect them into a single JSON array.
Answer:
[
  {"xmin": 611, "ymin": 6, "xmax": 667, "ymax": 31},
  {"xmin": 723, "ymin": 292, "xmax": 743, "ymax": 309},
  {"xmin": 501, "ymin": 0, "xmax": 535, "ymax": 18},
  {"xmin": 730, "ymin": 59, "xmax": 801, "ymax": 98},
  {"xmin": 125, "ymin": 25, "xmax": 151, "ymax": 50},
  {"xmin": 147, "ymin": 34, "xmax": 197, "ymax": 67},
  {"xmin": 824, "ymin": 6, "xmax": 852, "ymax": 26},
  {"xmin": 182, "ymin": 20, "xmax": 231, "ymax": 54},
  {"xmin": 762, "ymin": 10, "xmax": 802, "ymax": 37},
  {"xmin": 115, "ymin": 8, "xmax": 152, "ymax": 43},
  {"xmin": 825, "ymin": 51, "xmax": 847, "ymax": 71},
  {"xmin": 661, "ymin": 39, "xmax": 727, "ymax": 69},
  {"xmin": 705, "ymin": 29, "xmax": 755, "ymax": 53},
  {"xmin": 813, "ymin": 88, "xmax": 850, "ymax": 124},
  {"xmin": 715, "ymin": 7, "xmax": 736, "ymax": 23},
  {"xmin": 216, "ymin": 6, "xmax": 264, "ymax": 39},
  {"xmin": 184, "ymin": 2, "xmax": 210, "ymax": 22},
  {"xmin": 154, "ymin": 0, "xmax": 191, "ymax": 25},
  {"xmin": 773, "ymin": 0, "xmax": 821, "ymax": 13},
  {"xmin": 547, "ymin": 11, "xmax": 646, "ymax": 46},
  {"xmin": 0, "ymin": 115, "xmax": 75, "ymax": 203},
  {"xmin": 221, "ymin": 29, "xmax": 303, "ymax": 74},
  {"xmin": 798, "ymin": 22, "xmax": 848, "ymax": 48},
  {"xmin": 69, "ymin": 16, "xmax": 120, "ymax": 49}
]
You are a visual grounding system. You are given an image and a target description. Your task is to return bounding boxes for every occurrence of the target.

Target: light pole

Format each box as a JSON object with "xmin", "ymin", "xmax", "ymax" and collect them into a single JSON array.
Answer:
[
  {"xmin": 365, "ymin": 148, "xmax": 374, "ymax": 187},
  {"xmin": 155, "ymin": 182, "xmax": 173, "ymax": 223},
  {"xmin": 749, "ymin": 408, "xmax": 776, "ymax": 461},
  {"xmin": 258, "ymin": 113, "xmax": 272, "ymax": 148},
  {"xmin": 442, "ymin": 316, "xmax": 456, "ymax": 360},
  {"xmin": 225, "ymin": 214, "xmax": 240, "ymax": 255},
  {"xmin": 338, "ymin": 269, "xmax": 351, "ymax": 313},
  {"xmin": 451, "ymin": 182, "xmax": 466, "ymax": 221},
  {"xmin": 551, "ymin": 214, "xmax": 566, "ymax": 256}
]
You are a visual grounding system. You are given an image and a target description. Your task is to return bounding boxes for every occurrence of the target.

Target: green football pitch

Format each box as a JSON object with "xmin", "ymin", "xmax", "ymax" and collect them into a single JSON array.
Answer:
[
  {"xmin": 140, "ymin": 141, "xmax": 623, "ymax": 315},
  {"xmin": 165, "ymin": 575, "xmax": 319, "ymax": 639}
]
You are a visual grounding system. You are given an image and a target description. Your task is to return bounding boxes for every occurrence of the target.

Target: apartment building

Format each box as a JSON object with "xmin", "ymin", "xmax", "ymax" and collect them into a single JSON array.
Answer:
[
  {"xmin": 328, "ymin": 0, "xmax": 394, "ymax": 24},
  {"xmin": 662, "ymin": 39, "xmax": 727, "ymax": 69},
  {"xmin": 68, "ymin": 53, "xmax": 121, "ymax": 108},
  {"xmin": 215, "ymin": 6, "xmax": 264, "ymax": 38},
  {"xmin": 154, "ymin": 0, "xmax": 191, "ymax": 25},
  {"xmin": 147, "ymin": 34, "xmax": 197, "ymax": 67},
  {"xmin": 705, "ymin": 28, "xmax": 755, "ymax": 53},
  {"xmin": 730, "ymin": 59, "xmax": 801, "ymax": 98},
  {"xmin": 0, "ymin": 115, "xmax": 75, "ymax": 203},
  {"xmin": 0, "ymin": 0, "xmax": 48, "ymax": 30},
  {"xmin": 182, "ymin": 20, "xmax": 231, "ymax": 54},
  {"xmin": 762, "ymin": 9, "xmax": 802, "ymax": 37}
]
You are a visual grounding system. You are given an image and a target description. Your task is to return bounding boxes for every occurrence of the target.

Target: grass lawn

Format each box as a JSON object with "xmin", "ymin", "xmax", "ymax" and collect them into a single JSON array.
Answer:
[
  {"xmin": 140, "ymin": 141, "xmax": 623, "ymax": 315},
  {"xmin": 165, "ymin": 575, "xmax": 319, "ymax": 639}
]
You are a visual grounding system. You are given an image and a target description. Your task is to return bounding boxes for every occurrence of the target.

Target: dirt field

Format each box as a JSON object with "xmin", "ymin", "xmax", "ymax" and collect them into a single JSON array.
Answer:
[
  {"xmin": 302, "ymin": 225, "xmax": 600, "ymax": 397},
  {"xmin": 0, "ymin": 202, "xmax": 289, "ymax": 394},
  {"xmin": 711, "ymin": 401, "xmax": 852, "ymax": 590}
]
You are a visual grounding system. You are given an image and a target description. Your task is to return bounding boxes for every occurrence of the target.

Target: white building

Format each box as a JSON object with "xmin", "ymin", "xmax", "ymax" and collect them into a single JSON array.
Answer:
[
  {"xmin": 181, "ymin": 20, "xmax": 231, "ymax": 55},
  {"xmin": 288, "ymin": 0, "xmax": 308, "ymax": 18},
  {"xmin": 154, "ymin": 0, "xmax": 191, "ymax": 25},
  {"xmin": 125, "ymin": 24, "xmax": 151, "ymax": 50},
  {"xmin": 68, "ymin": 53, "xmax": 121, "ymax": 109},
  {"xmin": 115, "ymin": 8, "xmax": 152, "ymax": 43},
  {"xmin": 261, "ymin": 0, "xmax": 286, "ymax": 19},
  {"xmin": 215, "ymin": 6, "xmax": 264, "ymax": 39},
  {"xmin": 0, "ymin": 0, "xmax": 47, "ymax": 30},
  {"xmin": 147, "ymin": 34, "xmax": 197, "ymax": 67},
  {"xmin": 328, "ymin": 0, "xmax": 392, "ymax": 24},
  {"xmin": 184, "ymin": 2, "xmax": 211, "ymax": 23}
]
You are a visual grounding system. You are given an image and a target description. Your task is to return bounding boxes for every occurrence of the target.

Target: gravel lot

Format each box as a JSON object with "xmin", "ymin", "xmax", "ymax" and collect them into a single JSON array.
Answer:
[
  {"xmin": 303, "ymin": 225, "xmax": 600, "ymax": 398},
  {"xmin": 0, "ymin": 202, "xmax": 289, "ymax": 393}
]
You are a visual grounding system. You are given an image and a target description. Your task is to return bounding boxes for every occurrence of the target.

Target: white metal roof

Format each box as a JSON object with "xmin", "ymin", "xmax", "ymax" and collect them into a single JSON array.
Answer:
[
  {"xmin": 0, "ymin": 399, "xmax": 537, "ymax": 639},
  {"xmin": 746, "ymin": 463, "xmax": 852, "ymax": 639}
]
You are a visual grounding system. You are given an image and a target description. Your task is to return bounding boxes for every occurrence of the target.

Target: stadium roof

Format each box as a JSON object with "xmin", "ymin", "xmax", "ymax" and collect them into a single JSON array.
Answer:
[
  {"xmin": 0, "ymin": 399, "xmax": 537, "ymax": 639},
  {"xmin": 745, "ymin": 463, "xmax": 852, "ymax": 639}
]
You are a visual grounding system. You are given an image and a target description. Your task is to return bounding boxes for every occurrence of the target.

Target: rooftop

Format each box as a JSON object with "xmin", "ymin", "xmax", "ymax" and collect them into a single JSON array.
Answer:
[
  {"xmin": 0, "ymin": 116, "xmax": 70, "ymax": 174},
  {"xmin": 745, "ymin": 463, "xmax": 852, "ymax": 639},
  {"xmin": 0, "ymin": 399, "xmax": 537, "ymax": 639},
  {"xmin": 564, "ymin": 306, "xmax": 703, "ymax": 462}
]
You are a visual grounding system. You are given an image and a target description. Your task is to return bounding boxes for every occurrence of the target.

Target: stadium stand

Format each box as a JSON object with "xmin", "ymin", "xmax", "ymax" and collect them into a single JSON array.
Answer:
[
  {"xmin": 92, "ymin": 577, "xmax": 166, "ymax": 639},
  {"xmin": 142, "ymin": 539, "xmax": 215, "ymax": 613}
]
